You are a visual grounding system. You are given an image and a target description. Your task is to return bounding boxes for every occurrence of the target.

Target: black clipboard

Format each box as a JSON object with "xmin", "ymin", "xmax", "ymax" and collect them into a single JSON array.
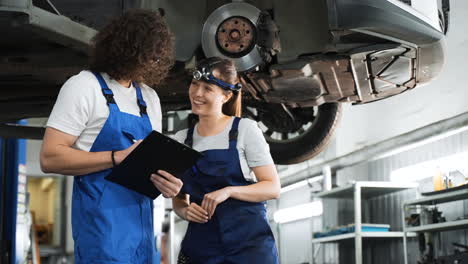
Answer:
[{"xmin": 105, "ymin": 130, "xmax": 202, "ymax": 199}]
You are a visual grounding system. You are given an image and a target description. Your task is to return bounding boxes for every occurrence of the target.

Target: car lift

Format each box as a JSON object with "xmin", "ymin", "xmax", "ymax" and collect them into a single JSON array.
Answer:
[{"xmin": 0, "ymin": 121, "xmax": 28, "ymax": 264}]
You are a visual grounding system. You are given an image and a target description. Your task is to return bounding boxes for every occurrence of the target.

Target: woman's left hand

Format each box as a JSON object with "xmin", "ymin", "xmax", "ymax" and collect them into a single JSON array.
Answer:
[
  {"xmin": 150, "ymin": 170, "xmax": 183, "ymax": 198},
  {"xmin": 201, "ymin": 187, "xmax": 232, "ymax": 219}
]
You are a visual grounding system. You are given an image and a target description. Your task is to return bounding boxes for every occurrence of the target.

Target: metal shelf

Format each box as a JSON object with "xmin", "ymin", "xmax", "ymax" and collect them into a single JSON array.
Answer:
[
  {"xmin": 404, "ymin": 188, "xmax": 468, "ymax": 206},
  {"xmin": 314, "ymin": 181, "xmax": 418, "ymax": 199},
  {"xmin": 312, "ymin": 231, "xmax": 416, "ymax": 243},
  {"xmin": 403, "ymin": 187, "xmax": 468, "ymax": 264},
  {"xmin": 405, "ymin": 219, "xmax": 468, "ymax": 233},
  {"xmin": 311, "ymin": 181, "xmax": 417, "ymax": 264}
]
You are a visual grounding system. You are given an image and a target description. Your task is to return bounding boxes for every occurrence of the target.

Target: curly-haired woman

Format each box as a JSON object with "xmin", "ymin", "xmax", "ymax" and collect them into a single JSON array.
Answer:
[{"xmin": 40, "ymin": 9, "xmax": 181, "ymax": 264}]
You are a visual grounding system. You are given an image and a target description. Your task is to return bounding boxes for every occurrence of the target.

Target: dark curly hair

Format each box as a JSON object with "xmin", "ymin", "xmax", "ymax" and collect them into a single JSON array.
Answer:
[{"xmin": 89, "ymin": 9, "xmax": 174, "ymax": 86}]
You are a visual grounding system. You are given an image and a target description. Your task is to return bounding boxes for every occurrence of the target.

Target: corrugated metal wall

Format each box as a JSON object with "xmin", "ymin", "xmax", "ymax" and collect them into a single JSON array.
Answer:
[{"xmin": 275, "ymin": 129, "xmax": 468, "ymax": 264}]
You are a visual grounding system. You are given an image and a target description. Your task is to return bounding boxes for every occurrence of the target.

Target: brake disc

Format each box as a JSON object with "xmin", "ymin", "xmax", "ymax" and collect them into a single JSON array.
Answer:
[{"xmin": 202, "ymin": 2, "xmax": 263, "ymax": 72}]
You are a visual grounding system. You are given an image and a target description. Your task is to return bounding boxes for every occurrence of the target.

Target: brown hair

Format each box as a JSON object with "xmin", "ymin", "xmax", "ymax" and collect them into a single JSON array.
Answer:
[
  {"xmin": 199, "ymin": 57, "xmax": 242, "ymax": 117},
  {"xmin": 89, "ymin": 9, "xmax": 174, "ymax": 86}
]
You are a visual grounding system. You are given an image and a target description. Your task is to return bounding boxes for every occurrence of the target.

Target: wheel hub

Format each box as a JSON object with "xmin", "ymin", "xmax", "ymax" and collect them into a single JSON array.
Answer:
[{"xmin": 216, "ymin": 16, "xmax": 256, "ymax": 57}]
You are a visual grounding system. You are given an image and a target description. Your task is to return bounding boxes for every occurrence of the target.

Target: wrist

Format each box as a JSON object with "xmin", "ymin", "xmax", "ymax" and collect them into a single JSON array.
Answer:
[
  {"xmin": 225, "ymin": 186, "xmax": 234, "ymax": 198},
  {"xmin": 113, "ymin": 150, "xmax": 124, "ymax": 165},
  {"xmin": 111, "ymin": 150, "xmax": 117, "ymax": 167},
  {"xmin": 182, "ymin": 206, "xmax": 189, "ymax": 221}
]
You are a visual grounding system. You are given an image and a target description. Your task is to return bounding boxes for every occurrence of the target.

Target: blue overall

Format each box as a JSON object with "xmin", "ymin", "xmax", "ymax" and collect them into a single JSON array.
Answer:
[
  {"xmin": 180, "ymin": 117, "xmax": 279, "ymax": 264},
  {"xmin": 71, "ymin": 73, "xmax": 158, "ymax": 264}
]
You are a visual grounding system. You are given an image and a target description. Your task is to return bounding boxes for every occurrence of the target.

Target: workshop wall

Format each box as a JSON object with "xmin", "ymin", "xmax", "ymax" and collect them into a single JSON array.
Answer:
[
  {"xmin": 275, "ymin": 184, "xmax": 316, "ymax": 263},
  {"xmin": 274, "ymin": 125, "xmax": 468, "ymax": 264}
]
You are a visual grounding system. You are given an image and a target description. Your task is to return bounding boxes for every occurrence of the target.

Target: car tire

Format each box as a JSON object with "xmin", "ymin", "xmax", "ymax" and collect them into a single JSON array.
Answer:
[{"xmin": 244, "ymin": 103, "xmax": 342, "ymax": 165}]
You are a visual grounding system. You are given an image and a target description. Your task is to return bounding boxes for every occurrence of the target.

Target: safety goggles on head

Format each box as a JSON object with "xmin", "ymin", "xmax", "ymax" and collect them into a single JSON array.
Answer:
[{"xmin": 192, "ymin": 60, "xmax": 242, "ymax": 93}]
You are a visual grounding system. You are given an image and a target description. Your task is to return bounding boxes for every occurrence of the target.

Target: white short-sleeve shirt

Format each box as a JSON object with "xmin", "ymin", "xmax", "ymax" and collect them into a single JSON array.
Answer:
[
  {"xmin": 173, "ymin": 117, "xmax": 274, "ymax": 182},
  {"xmin": 46, "ymin": 70, "xmax": 162, "ymax": 152}
]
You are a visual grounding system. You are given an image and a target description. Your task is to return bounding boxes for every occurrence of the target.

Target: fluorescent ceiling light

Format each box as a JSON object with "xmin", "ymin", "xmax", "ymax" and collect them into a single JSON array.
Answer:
[
  {"xmin": 390, "ymin": 151, "xmax": 468, "ymax": 183},
  {"xmin": 273, "ymin": 201, "xmax": 323, "ymax": 224}
]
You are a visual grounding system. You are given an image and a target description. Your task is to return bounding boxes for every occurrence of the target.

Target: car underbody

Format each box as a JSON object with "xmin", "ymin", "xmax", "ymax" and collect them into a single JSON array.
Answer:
[{"xmin": 0, "ymin": 0, "xmax": 449, "ymax": 164}]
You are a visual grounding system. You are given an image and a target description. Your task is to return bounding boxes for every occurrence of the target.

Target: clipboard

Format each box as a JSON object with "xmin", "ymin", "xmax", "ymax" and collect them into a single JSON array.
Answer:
[{"xmin": 105, "ymin": 130, "xmax": 203, "ymax": 199}]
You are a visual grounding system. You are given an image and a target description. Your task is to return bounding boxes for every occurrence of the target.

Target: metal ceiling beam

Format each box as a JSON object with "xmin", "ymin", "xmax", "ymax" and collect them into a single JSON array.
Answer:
[{"xmin": 0, "ymin": 3, "xmax": 96, "ymax": 54}]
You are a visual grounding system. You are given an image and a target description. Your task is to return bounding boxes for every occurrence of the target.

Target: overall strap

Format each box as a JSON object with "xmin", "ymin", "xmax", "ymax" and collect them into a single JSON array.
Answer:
[
  {"xmin": 185, "ymin": 117, "xmax": 240, "ymax": 148},
  {"xmin": 132, "ymin": 81, "xmax": 148, "ymax": 117},
  {"xmin": 229, "ymin": 117, "xmax": 240, "ymax": 149},
  {"xmin": 92, "ymin": 72, "xmax": 120, "ymax": 111},
  {"xmin": 184, "ymin": 126, "xmax": 195, "ymax": 147}
]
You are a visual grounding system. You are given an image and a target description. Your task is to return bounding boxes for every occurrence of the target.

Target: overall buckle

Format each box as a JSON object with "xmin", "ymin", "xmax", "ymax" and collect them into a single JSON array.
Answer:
[{"xmin": 104, "ymin": 93, "xmax": 116, "ymax": 105}]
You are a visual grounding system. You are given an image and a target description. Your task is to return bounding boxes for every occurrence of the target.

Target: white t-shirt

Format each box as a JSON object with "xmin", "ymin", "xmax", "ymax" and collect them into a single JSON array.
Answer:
[
  {"xmin": 173, "ymin": 117, "xmax": 274, "ymax": 182},
  {"xmin": 46, "ymin": 70, "xmax": 162, "ymax": 152}
]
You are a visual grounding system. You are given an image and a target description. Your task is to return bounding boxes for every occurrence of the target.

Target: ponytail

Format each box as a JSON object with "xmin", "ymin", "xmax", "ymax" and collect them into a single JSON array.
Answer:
[{"xmin": 222, "ymin": 90, "xmax": 242, "ymax": 117}]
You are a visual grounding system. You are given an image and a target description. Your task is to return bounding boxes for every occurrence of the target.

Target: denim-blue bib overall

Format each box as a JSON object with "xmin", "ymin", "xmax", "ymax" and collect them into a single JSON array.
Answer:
[
  {"xmin": 180, "ymin": 117, "xmax": 279, "ymax": 264},
  {"xmin": 71, "ymin": 73, "xmax": 157, "ymax": 264}
]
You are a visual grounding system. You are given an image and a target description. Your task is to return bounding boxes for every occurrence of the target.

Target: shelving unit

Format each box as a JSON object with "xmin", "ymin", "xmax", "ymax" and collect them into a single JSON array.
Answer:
[
  {"xmin": 402, "ymin": 188, "xmax": 468, "ymax": 264},
  {"xmin": 312, "ymin": 181, "xmax": 418, "ymax": 264},
  {"xmin": 312, "ymin": 231, "xmax": 409, "ymax": 243},
  {"xmin": 405, "ymin": 219, "xmax": 468, "ymax": 233}
]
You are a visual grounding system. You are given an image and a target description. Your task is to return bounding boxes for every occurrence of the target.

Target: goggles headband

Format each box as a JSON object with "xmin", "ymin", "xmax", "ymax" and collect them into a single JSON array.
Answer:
[{"xmin": 192, "ymin": 60, "xmax": 242, "ymax": 92}]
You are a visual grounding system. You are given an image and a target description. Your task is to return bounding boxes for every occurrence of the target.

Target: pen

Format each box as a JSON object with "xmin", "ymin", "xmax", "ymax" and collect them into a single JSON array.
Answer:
[{"xmin": 123, "ymin": 132, "xmax": 138, "ymax": 143}]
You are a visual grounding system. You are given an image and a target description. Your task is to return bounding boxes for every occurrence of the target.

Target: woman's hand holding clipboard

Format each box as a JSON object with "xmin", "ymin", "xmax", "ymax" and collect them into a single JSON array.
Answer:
[
  {"xmin": 150, "ymin": 170, "xmax": 183, "ymax": 198},
  {"xmin": 105, "ymin": 130, "xmax": 203, "ymax": 199}
]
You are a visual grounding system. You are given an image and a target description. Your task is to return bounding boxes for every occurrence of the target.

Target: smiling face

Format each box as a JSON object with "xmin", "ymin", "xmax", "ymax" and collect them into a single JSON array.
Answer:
[
  {"xmin": 189, "ymin": 75, "xmax": 232, "ymax": 117},
  {"xmin": 190, "ymin": 57, "xmax": 241, "ymax": 117}
]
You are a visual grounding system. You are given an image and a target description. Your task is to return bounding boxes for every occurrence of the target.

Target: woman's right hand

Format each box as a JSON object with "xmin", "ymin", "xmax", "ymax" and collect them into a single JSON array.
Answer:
[
  {"xmin": 114, "ymin": 140, "xmax": 142, "ymax": 165},
  {"xmin": 185, "ymin": 203, "xmax": 209, "ymax": 223}
]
